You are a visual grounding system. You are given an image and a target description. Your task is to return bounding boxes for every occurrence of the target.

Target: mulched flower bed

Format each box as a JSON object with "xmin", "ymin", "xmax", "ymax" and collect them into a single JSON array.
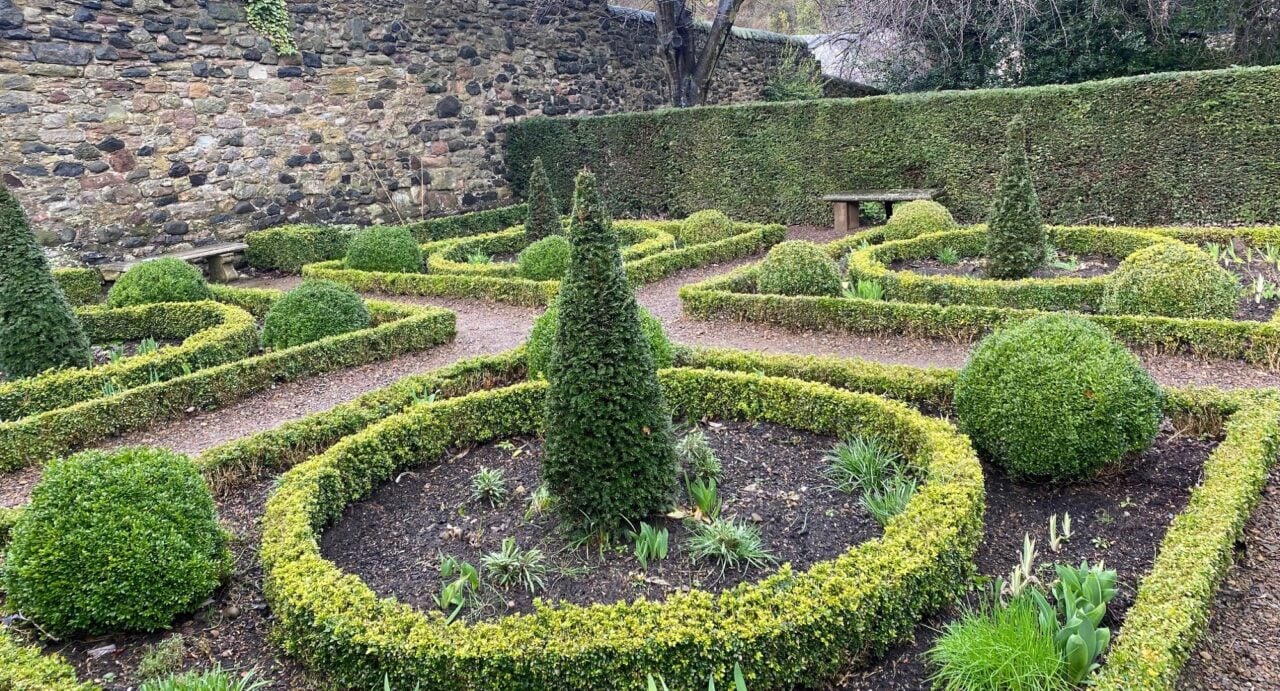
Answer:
[
  {"xmin": 835, "ymin": 421, "xmax": 1217, "ymax": 690},
  {"xmin": 321, "ymin": 421, "xmax": 882, "ymax": 619}
]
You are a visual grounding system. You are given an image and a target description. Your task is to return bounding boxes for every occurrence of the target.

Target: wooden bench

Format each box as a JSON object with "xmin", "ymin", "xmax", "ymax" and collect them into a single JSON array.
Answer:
[
  {"xmin": 823, "ymin": 189, "xmax": 943, "ymax": 234},
  {"xmin": 98, "ymin": 241, "xmax": 248, "ymax": 283}
]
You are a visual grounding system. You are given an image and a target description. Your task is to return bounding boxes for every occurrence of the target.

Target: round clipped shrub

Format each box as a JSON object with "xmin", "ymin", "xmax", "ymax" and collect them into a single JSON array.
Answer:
[
  {"xmin": 882, "ymin": 200, "xmax": 958, "ymax": 241},
  {"xmin": 106, "ymin": 257, "xmax": 213, "ymax": 307},
  {"xmin": 528, "ymin": 303, "xmax": 673, "ymax": 378},
  {"xmin": 756, "ymin": 240, "xmax": 842, "ymax": 297},
  {"xmin": 1101, "ymin": 242, "xmax": 1241, "ymax": 319},
  {"xmin": 261, "ymin": 279, "xmax": 371, "ymax": 349},
  {"xmin": 954, "ymin": 314, "xmax": 1162, "ymax": 481},
  {"xmin": 345, "ymin": 225, "xmax": 422, "ymax": 274},
  {"xmin": 517, "ymin": 235, "xmax": 571, "ymax": 281},
  {"xmin": 2, "ymin": 447, "xmax": 230, "ymax": 636},
  {"xmin": 678, "ymin": 210, "xmax": 737, "ymax": 246}
]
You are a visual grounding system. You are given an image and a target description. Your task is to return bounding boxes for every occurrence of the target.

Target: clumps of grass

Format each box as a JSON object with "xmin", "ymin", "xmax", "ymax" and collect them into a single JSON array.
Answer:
[
  {"xmin": 469, "ymin": 467, "xmax": 507, "ymax": 507},
  {"xmin": 825, "ymin": 436, "xmax": 916, "ymax": 526},
  {"xmin": 523, "ymin": 483, "xmax": 554, "ymax": 520},
  {"xmin": 676, "ymin": 428, "xmax": 722, "ymax": 482},
  {"xmin": 685, "ymin": 517, "xmax": 774, "ymax": 575},
  {"xmin": 481, "ymin": 537, "xmax": 546, "ymax": 593},
  {"xmin": 630, "ymin": 522, "xmax": 669, "ymax": 569},
  {"xmin": 861, "ymin": 475, "xmax": 917, "ymax": 527},
  {"xmin": 139, "ymin": 665, "xmax": 269, "ymax": 691},
  {"xmin": 928, "ymin": 591, "xmax": 1068, "ymax": 691},
  {"xmin": 936, "ymin": 247, "xmax": 961, "ymax": 265},
  {"xmin": 466, "ymin": 251, "xmax": 492, "ymax": 265},
  {"xmin": 137, "ymin": 634, "xmax": 187, "ymax": 681},
  {"xmin": 843, "ymin": 279, "xmax": 885, "ymax": 301}
]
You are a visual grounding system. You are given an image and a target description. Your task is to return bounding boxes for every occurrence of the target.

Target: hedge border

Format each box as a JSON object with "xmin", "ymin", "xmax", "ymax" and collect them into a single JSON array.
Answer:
[
  {"xmin": 0, "ymin": 301, "xmax": 260, "ymax": 421},
  {"xmin": 304, "ymin": 221, "xmax": 786, "ymax": 307},
  {"xmin": 260, "ymin": 368, "xmax": 984, "ymax": 690},
  {"xmin": 847, "ymin": 225, "xmax": 1176, "ymax": 311},
  {"xmin": 424, "ymin": 221, "xmax": 677, "ymax": 278},
  {"xmin": 0, "ymin": 626, "xmax": 95, "ymax": 691},
  {"xmin": 0, "ymin": 289, "xmax": 456, "ymax": 472},
  {"xmin": 50, "ymin": 268, "xmax": 103, "ymax": 307}
]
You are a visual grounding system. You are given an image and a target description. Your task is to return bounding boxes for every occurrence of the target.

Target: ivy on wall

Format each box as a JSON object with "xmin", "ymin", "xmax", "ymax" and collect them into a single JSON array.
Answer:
[{"xmin": 245, "ymin": 0, "xmax": 296, "ymax": 55}]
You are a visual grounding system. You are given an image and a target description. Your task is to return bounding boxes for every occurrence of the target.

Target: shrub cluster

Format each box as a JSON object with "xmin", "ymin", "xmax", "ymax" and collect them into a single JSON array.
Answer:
[
  {"xmin": 3, "ymin": 447, "xmax": 230, "ymax": 636},
  {"xmin": 527, "ymin": 303, "xmax": 673, "ymax": 378},
  {"xmin": 0, "ymin": 182, "xmax": 92, "ymax": 378},
  {"xmin": 345, "ymin": 226, "xmax": 422, "ymax": 274},
  {"xmin": 756, "ymin": 240, "xmax": 842, "ymax": 297},
  {"xmin": 517, "ymin": 235, "xmax": 572, "ymax": 281},
  {"xmin": 678, "ymin": 210, "xmax": 737, "ymax": 246},
  {"xmin": 882, "ymin": 200, "xmax": 958, "ymax": 241},
  {"xmin": 51, "ymin": 267, "xmax": 104, "ymax": 306},
  {"xmin": 261, "ymin": 279, "xmax": 371, "ymax": 349},
  {"xmin": 954, "ymin": 314, "xmax": 1162, "ymax": 480},
  {"xmin": 1102, "ymin": 242, "xmax": 1240, "ymax": 319},
  {"xmin": 108, "ymin": 258, "xmax": 214, "ymax": 307},
  {"xmin": 524, "ymin": 157, "xmax": 561, "ymax": 241},
  {"xmin": 986, "ymin": 116, "xmax": 1047, "ymax": 279}
]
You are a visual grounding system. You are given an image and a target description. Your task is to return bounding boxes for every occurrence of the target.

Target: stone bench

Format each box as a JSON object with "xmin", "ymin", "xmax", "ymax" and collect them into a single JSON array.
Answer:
[
  {"xmin": 98, "ymin": 242, "xmax": 248, "ymax": 283},
  {"xmin": 823, "ymin": 189, "xmax": 943, "ymax": 234}
]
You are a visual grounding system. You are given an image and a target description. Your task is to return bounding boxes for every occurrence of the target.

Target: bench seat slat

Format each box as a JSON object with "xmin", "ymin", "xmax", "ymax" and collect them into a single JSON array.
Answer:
[{"xmin": 823, "ymin": 189, "xmax": 941, "ymax": 203}]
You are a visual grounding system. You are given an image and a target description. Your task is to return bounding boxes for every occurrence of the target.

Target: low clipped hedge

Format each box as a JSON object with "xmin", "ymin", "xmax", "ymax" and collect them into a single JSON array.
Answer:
[
  {"xmin": 0, "ymin": 626, "xmax": 95, "ymax": 691},
  {"xmin": 260, "ymin": 368, "xmax": 985, "ymax": 690},
  {"xmin": 0, "ymin": 301, "xmax": 259, "ymax": 422},
  {"xmin": 51, "ymin": 268, "xmax": 103, "ymax": 307},
  {"xmin": 0, "ymin": 287, "xmax": 455, "ymax": 472},
  {"xmin": 846, "ymin": 225, "xmax": 1176, "ymax": 311},
  {"xmin": 306, "ymin": 220, "xmax": 785, "ymax": 307}
]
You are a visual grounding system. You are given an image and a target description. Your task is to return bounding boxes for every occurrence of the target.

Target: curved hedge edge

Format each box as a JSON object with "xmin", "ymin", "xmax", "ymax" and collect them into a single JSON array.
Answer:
[
  {"xmin": 0, "ymin": 303, "xmax": 456, "ymax": 473},
  {"xmin": 846, "ymin": 225, "xmax": 1175, "ymax": 311},
  {"xmin": 679, "ymin": 265, "xmax": 1280, "ymax": 369},
  {"xmin": 425, "ymin": 222, "xmax": 680, "ymax": 278},
  {"xmin": 196, "ymin": 348, "xmax": 529, "ymax": 494},
  {"xmin": 51, "ymin": 268, "xmax": 103, "ymax": 307},
  {"xmin": 1147, "ymin": 225, "xmax": 1280, "ymax": 248},
  {"xmin": 0, "ymin": 626, "xmax": 96, "ymax": 691},
  {"xmin": 0, "ymin": 301, "xmax": 260, "ymax": 422},
  {"xmin": 260, "ymin": 368, "xmax": 984, "ymax": 690},
  {"xmin": 0, "ymin": 506, "xmax": 22, "ymax": 550},
  {"xmin": 1095, "ymin": 401, "xmax": 1280, "ymax": 690}
]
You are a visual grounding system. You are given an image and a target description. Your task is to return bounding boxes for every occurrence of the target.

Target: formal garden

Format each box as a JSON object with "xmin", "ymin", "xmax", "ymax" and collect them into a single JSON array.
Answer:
[{"xmin": 2, "ymin": 62, "xmax": 1280, "ymax": 691}]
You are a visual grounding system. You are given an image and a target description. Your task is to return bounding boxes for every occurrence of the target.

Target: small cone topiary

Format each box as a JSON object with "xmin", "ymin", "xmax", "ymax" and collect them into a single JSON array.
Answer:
[
  {"xmin": 0, "ymin": 182, "xmax": 92, "ymax": 378},
  {"xmin": 986, "ymin": 115, "xmax": 1047, "ymax": 279},
  {"xmin": 524, "ymin": 157, "xmax": 562, "ymax": 242},
  {"xmin": 541, "ymin": 170, "xmax": 677, "ymax": 530}
]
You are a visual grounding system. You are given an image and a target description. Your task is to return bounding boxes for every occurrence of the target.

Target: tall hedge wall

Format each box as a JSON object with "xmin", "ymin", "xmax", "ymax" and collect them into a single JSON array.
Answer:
[{"xmin": 507, "ymin": 66, "xmax": 1280, "ymax": 226}]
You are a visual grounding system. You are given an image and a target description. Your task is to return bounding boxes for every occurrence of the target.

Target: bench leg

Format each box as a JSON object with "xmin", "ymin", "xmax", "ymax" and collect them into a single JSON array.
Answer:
[
  {"xmin": 833, "ymin": 202, "xmax": 849, "ymax": 234},
  {"xmin": 208, "ymin": 254, "xmax": 240, "ymax": 283},
  {"xmin": 850, "ymin": 201, "xmax": 861, "ymax": 230},
  {"xmin": 884, "ymin": 201, "xmax": 894, "ymax": 219}
]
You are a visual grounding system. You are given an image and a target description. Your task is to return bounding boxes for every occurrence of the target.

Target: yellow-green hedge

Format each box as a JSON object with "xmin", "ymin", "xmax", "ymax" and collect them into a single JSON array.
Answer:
[
  {"xmin": 260, "ymin": 368, "xmax": 985, "ymax": 690},
  {"xmin": 0, "ymin": 626, "xmax": 96, "ymax": 691},
  {"xmin": 423, "ymin": 222, "xmax": 678, "ymax": 278},
  {"xmin": 0, "ymin": 301, "xmax": 259, "ymax": 422},
  {"xmin": 50, "ymin": 268, "xmax": 103, "ymax": 307}
]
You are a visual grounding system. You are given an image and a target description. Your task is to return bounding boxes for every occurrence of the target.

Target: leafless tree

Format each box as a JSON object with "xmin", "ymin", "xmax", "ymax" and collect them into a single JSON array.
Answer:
[{"xmin": 653, "ymin": 0, "xmax": 751, "ymax": 105}]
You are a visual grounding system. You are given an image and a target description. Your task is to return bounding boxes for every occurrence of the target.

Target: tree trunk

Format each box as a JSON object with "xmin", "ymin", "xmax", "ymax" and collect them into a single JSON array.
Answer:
[{"xmin": 654, "ymin": 0, "xmax": 746, "ymax": 106}]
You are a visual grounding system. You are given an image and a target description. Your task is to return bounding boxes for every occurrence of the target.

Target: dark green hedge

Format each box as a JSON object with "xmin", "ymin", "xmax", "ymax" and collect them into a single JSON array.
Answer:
[{"xmin": 508, "ymin": 67, "xmax": 1280, "ymax": 226}]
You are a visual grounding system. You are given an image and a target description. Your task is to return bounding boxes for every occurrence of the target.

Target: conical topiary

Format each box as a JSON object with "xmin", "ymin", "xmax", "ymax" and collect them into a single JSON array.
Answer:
[
  {"xmin": 541, "ymin": 170, "xmax": 677, "ymax": 530},
  {"xmin": 985, "ymin": 115, "xmax": 1047, "ymax": 279},
  {"xmin": 524, "ymin": 157, "xmax": 562, "ymax": 242},
  {"xmin": 0, "ymin": 182, "xmax": 91, "ymax": 378}
]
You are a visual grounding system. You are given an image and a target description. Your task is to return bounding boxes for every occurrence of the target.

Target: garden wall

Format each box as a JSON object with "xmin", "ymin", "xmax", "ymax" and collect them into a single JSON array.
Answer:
[
  {"xmin": 0, "ymin": 0, "xmax": 850, "ymax": 264},
  {"xmin": 507, "ymin": 66, "xmax": 1280, "ymax": 226}
]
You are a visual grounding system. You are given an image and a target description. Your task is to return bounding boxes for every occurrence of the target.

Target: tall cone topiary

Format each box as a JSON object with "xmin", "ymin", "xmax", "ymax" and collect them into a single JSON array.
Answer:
[
  {"xmin": 524, "ymin": 157, "xmax": 561, "ymax": 241},
  {"xmin": 0, "ymin": 182, "xmax": 91, "ymax": 378},
  {"xmin": 986, "ymin": 115, "xmax": 1047, "ymax": 279},
  {"xmin": 541, "ymin": 170, "xmax": 677, "ymax": 530}
]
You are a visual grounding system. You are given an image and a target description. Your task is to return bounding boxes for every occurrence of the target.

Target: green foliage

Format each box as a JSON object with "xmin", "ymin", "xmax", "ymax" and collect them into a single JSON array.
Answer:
[
  {"xmin": 139, "ymin": 665, "xmax": 269, "ymax": 691},
  {"xmin": 1030, "ymin": 561, "xmax": 1118, "ymax": 684},
  {"xmin": 1102, "ymin": 242, "xmax": 1241, "ymax": 319},
  {"xmin": 244, "ymin": 0, "xmax": 294, "ymax": 55},
  {"xmin": 954, "ymin": 314, "xmax": 1162, "ymax": 480},
  {"xmin": 245, "ymin": 224, "xmax": 359, "ymax": 273},
  {"xmin": 676, "ymin": 428, "xmax": 721, "ymax": 482},
  {"xmin": 678, "ymin": 210, "xmax": 737, "ymax": 246},
  {"xmin": 862, "ymin": 474, "xmax": 917, "ymax": 526},
  {"xmin": 756, "ymin": 241, "xmax": 842, "ymax": 297},
  {"xmin": 541, "ymin": 171, "xmax": 678, "ymax": 529},
  {"xmin": 0, "ymin": 183, "xmax": 92, "ymax": 378},
  {"xmin": 260, "ymin": 279, "xmax": 370, "ymax": 349},
  {"xmin": 138, "ymin": 635, "xmax": 187, "ymax": 681},
  {"xmin": 524, "ymin": 157, "xmax": 561, "ymax": 241},
  {"xmin": 52, "ymin": 267, "xmax": 104, "ymax": 306},
  {"xmin": 685, "ymin": 517, "xmax": 774, "ymax": 575},
  {"xmin": 346, "ymin": 226, "xmax": 422, "ymax": 274},
  {"xmin": 3, "ymin": 447, "xmax": 230, "ymax": 636},
  {"xmin": 763, "ymin": 43, "xmax": 826, "ymax": 102},
  {"xmin": 686, "ymin": 477, "xmax": 721, "ymax": 520},
  {"xmin": 630, "ymin": 522, "xmax": 669, "ymax": 569},
  {"xmin": 0, "ymin": 625, "xmax": 95, "ymax": 691},
  {"xmin": 469, "ymin": 466, "xmax": 507, "ymax": 506},
  {"xmin": 527, "ymin": 304, "xmax": 672, "ymax": 379},
  {"xmin": 824, "ymin": 436, "xmax": 901, "ymax": 494},
  {"xmin": 481, "ymin": 537, "xmax": 546, "ymax": 593},
  {"xmin": 986, "ymin": 116, "xmax": 1047, "ymax": 278},
  {"xmin": 517, "ymin": 235, "xmax": 571, "ymax": 281},
  {"xmin": 108, "ymin": 258, "xmax": 214, "ymax": 307},
  {"xmin": 882, "ymin": 200, "xmax": 958, "ymax": 241},
  {"xmin": 928, "ymin": 593, "xmax": 1069, "ymax": 691},
  {"xmin": 435, "ymin": 555, "xmax": 480, "ymax": 623},
  {"xmin": 844, "ymin": 279, "xmax": 884, "ymax": 301}
]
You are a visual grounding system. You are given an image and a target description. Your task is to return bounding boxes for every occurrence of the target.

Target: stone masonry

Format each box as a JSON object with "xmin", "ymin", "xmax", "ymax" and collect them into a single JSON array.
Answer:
[{"xmin": 0, "ymin": 0, "xmax": 830, "ymax": 263}]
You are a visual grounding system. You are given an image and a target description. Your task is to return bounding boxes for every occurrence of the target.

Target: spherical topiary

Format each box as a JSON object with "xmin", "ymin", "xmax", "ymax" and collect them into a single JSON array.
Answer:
[
  {"xmin": 756, "ymin": 240, "xmax": 842, "ymax": 297},
  {"xmin": 261, "ymin": 279, "xmax": 371, "ymax": 349},
  {"xmin": 954, "ymin": 314, "xmax": 1162, "ymax": 481},
  {"xmin": 882, "ymin": 200, "xmax": 958, "ymax": 241},
  {"xmin": 678, "ymin": 210, "xmax": 737, "ymax": 246},
  {"xmin": 517, "ymin": 235, "xmax": 572, "ymax": 281},
  {"xmin": 0, "ymin": 182, "xmax": 92, "ymax": 378},
  {"xmin": 528, "ymin": 303, "xmax": 673, "ymax": 378},
  {"xmin": 1101, "ymin": 242, "xmax": 1241, "ymax": 320},
  {"xmin": 2, "ymin": 447, "xmax": 230, "ymax": 636},
  {"xmin": 106, "ymin": 257, "xmax": 213, "ymax": 307},
  {"xmin": 345, "ymin": 225, "xmax": 422, "ymax": 274}
]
